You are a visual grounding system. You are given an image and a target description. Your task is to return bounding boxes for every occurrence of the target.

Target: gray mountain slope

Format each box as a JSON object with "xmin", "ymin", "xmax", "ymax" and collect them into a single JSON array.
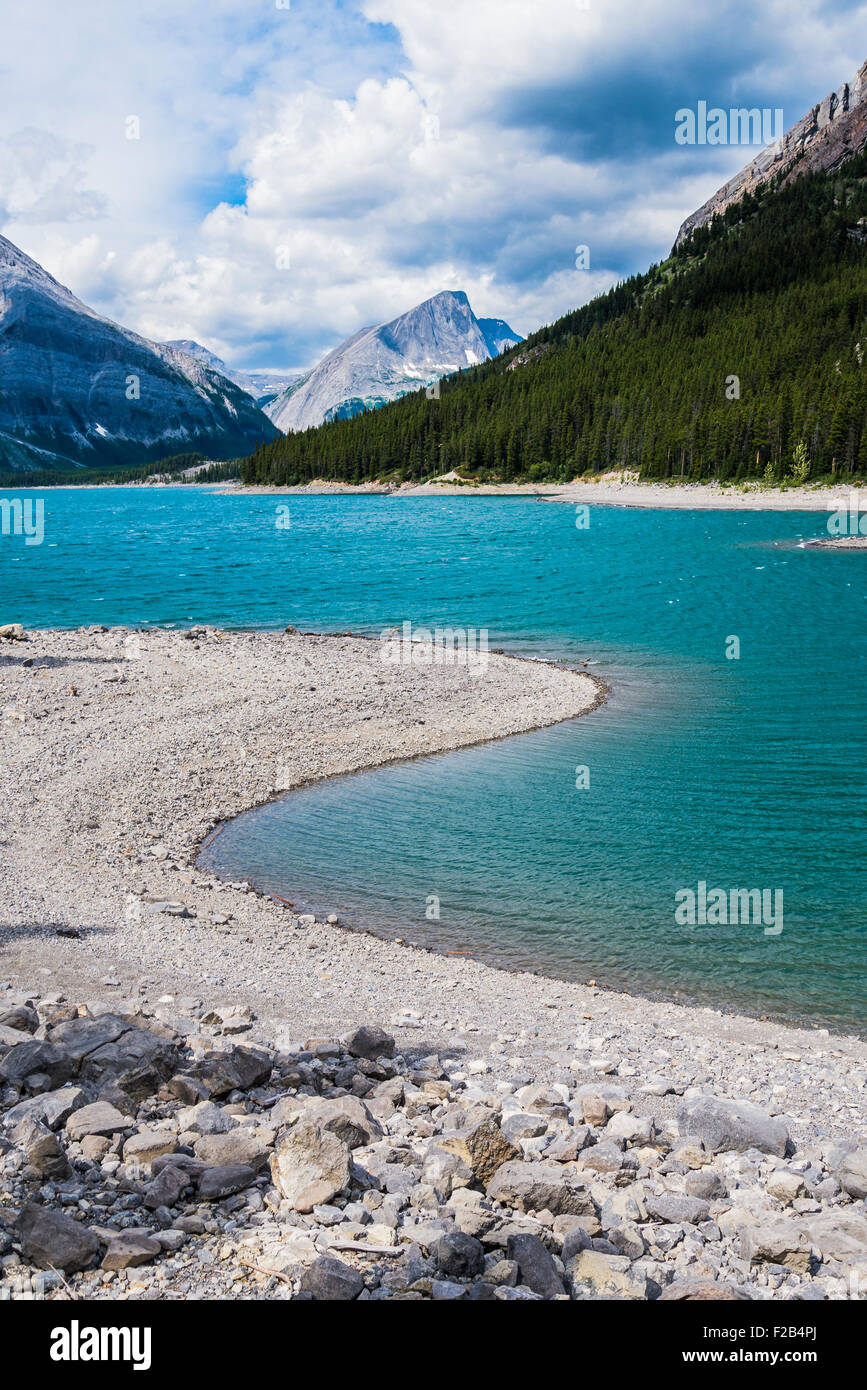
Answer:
[
  {"xmin": 266, "ymin": 290, "xmax": 521, "ymax": 433},
  {"xmin": 163, "ymin": 339, "xmax": 301, "ymax": 406},
  {"xmin": 0, "ymin": 235, "xmax": 280, "ymax": 471}
]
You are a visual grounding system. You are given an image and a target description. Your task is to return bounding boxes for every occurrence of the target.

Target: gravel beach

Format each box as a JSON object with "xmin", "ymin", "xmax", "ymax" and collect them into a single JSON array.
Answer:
[{"xmin": 0, "ymin": 625, "xmax": 865, "ymax": 1302}]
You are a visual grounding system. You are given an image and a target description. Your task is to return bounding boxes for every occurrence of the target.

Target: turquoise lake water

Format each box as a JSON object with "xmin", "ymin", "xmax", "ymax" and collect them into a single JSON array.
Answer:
[{"xmin": 3, "ymin": 488, "xmax": 866, "ymax": 1030}]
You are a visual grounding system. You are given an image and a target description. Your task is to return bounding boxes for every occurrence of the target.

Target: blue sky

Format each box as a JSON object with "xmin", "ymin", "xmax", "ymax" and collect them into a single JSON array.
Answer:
[{"xmin": 1, "ymin": 0, "xmax": 864, "ymax": 371}]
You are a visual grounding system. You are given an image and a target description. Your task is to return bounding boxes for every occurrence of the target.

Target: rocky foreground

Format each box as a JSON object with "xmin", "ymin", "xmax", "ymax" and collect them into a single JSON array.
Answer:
[{"xmin": 1, "ymin": 996, "xmax": 866, "ymax": 1302}]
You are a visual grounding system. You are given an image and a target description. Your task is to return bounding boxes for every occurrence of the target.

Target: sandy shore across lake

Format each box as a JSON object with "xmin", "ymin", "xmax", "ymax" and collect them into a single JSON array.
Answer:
[
  {"xmin": 1, "ymin": 624, "xmax": 865, "ymax": 1170},
  {"xmin": 209, "ymin": 474, "xmax": 862, "ymax": 512}
]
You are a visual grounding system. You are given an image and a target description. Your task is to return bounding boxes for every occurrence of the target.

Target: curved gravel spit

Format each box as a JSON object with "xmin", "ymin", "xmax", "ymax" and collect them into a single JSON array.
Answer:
[{"xmin": 0, "ymin": 625, "xmax": 865, "ymax": 1303}]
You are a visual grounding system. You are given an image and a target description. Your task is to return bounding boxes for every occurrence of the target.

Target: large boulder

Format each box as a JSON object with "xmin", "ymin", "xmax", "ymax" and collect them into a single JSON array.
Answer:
[
  {"xmin": 438, "ymin": 1116, "xmax": 521, "ymax": 1186},
  {"xmin": 486, "ymin": 1161, "xmax": 597, "ymax": 1218},
  {"xmin": 270, "ymin": 1121, "xmax": 351, "ymax": 1212},
  {"xmin": 66, "ymin": 1101, "xmax": 130, "ymax": 1141},
  {"xmin": 0, "ymin": 1040, "xmax": 76, "ymax": 1090},
  {"xmin": 299, "ymin": 1256, "xmax": 364, "ymax": 1301},
  {"xmin": 433, "ymin": 1230, "xmax": 485, "ymax": 1279},
  {"xmin": 194, "ymin": 1130, "xmax": 270, "ymax": 1170},
  {"xmin": 196, "ymin": 1164, "xmax": 257, "ymax": 1201},
  {"xmin": 799, "ymin": 1210, "xmax": 867, "ymax": 1264},
  {"xmin": 303, "ymin": 1095, "xmax": 384, "ymax": 1150},
  {"xmin": 837, "ymin": 1148, "xmax": 867, "ymax": 1201},
  {"xmin": 346, "ymin": 1025, "xmax": 395, "ymax": 1060},
  {"xmin": 169, "ymin": 1046, "xmax": 272, "ymax": 1100},
  {"xmin": 677, "ymin": 1095, "xmax": 789, "ymax": 1157},
  {"xmin": 78, "ymin": 1029, "xmax": 179, "ymax": 1089},
  {"xmin": 567, "ymin": 1250, "xmax": 647, "ymax": 1300},
  {"xmin": 15, "ymin": 1203, "xmax": 100, "ymax": 1273},
  {"xmin": 3, "ymin": 1086, "xmax": 87, "ymax": 1131},
  {"xmin": 48, "ymin": 1014, "xmax": 131, "ymax": 1060},
  {"xmin": 12, "ymin": 1116, "xmax": 70, "ymax": 1179},
  {"xmin": 646, "ymin": 1193, "xmax": 711, "ymax": 1226},
  {"xmin": 506, "ymin": 1233, "xmax": 566, "ymax": 1298},
  {"xmin": 739, "ymin": 1219, "xmax": 813, "ymax": 1273}
]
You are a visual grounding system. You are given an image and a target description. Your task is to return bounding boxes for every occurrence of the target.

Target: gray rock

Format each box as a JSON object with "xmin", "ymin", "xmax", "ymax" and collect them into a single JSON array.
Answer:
[
  {"xmin": 434, "ymin": 1230, "xmax": 485, "ymax": 1279},
  {"xmin": 48, "ymin": 1013, "xmax": 130, "ymax": 1060},
  {"xmin": 300, "ymin": 1256, "xmax": 365, "ymax": 1301},
  {"xmin": 837, "ymin": 1148, "xmax": 867, "ymax": 1200},
  {"xmin": 739, "ymin": 1219, "xmax": 813, "ymax": 1273},
  {"xmin": 685, "ymin": 1168, "xmax": 725, "ymax": 1200},
  {"xmin": 197, "ymin": 1164, "xmax": 258, "ymax": 1201},
  {"xmin": 194, "ymin": 1130, "xmax": 269, "ymax": 1170},
  {"xmin": 0, "ymin": 1004, "xmax": 38, "ymax": 1033},
  {"xmin": 66, "ymin": 1100, "xmax": 129, "ymax": 1141},
  {"xmin": 12, "ymin": 1115, "xmax": 70, "ymax": 1178},
  {"xmin": 15, "ymin": 1202, "xmax": 100, "ymax": 1272},
  {"xmin": 502, "ymin": 1113, "xmax": 548, "ymax": 1142},
  {"xmin": 3, "ymin": 1086, "xmax": 87, "ymax": 1131},
  {"xmin": 170, "ymin": 1046, "xmax": 271, "ymax": 1100},
  {"xmin": 677, "ymin": 1095, "xmax": 789, "ymax": 1157},
  {"xmin": 646, "ymin": 1193, "xmax": 711, "ymax": 1226},
  {"xmin": 346, "ymin": 1025, "xmax": 395, "ymax": 1060},
  {"xmin": 0, "ymin": 1040, "xmax": 76, "ymax": 1090},
  {"xmin": 270, "ymin": 1121, "xmax": 351, "ymax": 1211},
  {"xmin": 660, "ymin": 1279, "xmax": 751, "ymax": 1300},
  {"xmin": 79, "ymin": 1028, "xmax": 178, "ymax": 1088},
  {"xmin": 486, "ymin": 1161, "xmax": 597, "ymax": 1217},
  {"xmin": 101, "ymin": 1231, "xmax": 162, "ymax": 1270},
  {"xmin": 303, "ymin": 1095, "xmax": 384, "ymax": 1149},
  {"xmin": 175, "ymin": 1101, "xmax": 233, "ymax": 1136},
  {"xmin": 506, "ymin": 1232, "xmax": 565, "ymax": 1297},
  {"xmin": 143, "ymin": 1164, "xmax": 190, "ymax": 1210}
]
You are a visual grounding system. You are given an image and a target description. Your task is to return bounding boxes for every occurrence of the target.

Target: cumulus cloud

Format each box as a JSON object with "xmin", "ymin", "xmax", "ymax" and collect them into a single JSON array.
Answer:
[{"xmin": 2, "ymin": 0, "xmax": 866, "ymax": 369}]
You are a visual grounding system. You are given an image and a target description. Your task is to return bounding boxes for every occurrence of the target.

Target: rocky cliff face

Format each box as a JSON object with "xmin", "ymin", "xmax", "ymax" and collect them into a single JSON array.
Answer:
[
  {"xmin": 0, "ymin": 236, "xmax": 280, "ymax": 471},
  {"xmin": 675, "ymin": 59, "xmax": 867, "ymax": 247},
  {"xmin": 266, "ymin": 290, "xmax": 521, "ymax": 434}
]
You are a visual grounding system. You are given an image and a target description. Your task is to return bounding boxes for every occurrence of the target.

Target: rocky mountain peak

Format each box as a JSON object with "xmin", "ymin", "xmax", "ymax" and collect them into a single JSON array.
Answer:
[{"xmin": 675, "ymin": 59, "xmax": 867, "ymax": 246}]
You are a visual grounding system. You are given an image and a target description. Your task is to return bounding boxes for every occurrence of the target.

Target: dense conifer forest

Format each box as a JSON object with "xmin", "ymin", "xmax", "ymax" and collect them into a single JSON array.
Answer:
[{"xmin": 242, "ymin": 150, "xmax": 867, "ymax": 487}]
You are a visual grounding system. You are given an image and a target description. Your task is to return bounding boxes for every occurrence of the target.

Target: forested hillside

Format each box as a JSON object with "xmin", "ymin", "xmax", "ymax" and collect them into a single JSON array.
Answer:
[{"xmin": 242, "ymin": 150, "xmax": 867, "ymax": 486}]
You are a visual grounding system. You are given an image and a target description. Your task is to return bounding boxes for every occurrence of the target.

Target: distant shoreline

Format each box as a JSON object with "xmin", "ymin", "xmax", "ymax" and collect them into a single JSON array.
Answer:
[
  {"xmin": 211, "ymin": 476, "xmax": 859, "ymax": 512},
  {"xmin": 5, "ymin": 473, "xmax": 863, "ymax": 518}
]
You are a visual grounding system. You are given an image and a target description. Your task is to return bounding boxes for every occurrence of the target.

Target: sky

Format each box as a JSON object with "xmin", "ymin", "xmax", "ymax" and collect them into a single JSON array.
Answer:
[{"xmin": 0, "ymin": 0, "xmax": 864, "ymax": 371}]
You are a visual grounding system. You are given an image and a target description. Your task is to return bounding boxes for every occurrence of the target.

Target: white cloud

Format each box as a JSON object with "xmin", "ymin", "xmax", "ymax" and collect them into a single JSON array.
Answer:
[{"xmin": 2, "ymin": 0, "xmax": 866, "ymax": 369}]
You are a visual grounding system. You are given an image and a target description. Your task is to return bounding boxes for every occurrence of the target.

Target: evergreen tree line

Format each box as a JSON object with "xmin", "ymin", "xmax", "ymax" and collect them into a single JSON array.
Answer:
[
  {"xmin": 0, "ymin": 454, "xmax": 239, "ymax": 489},
  {"xmin": 242, "ymin": 149, "xmax": 867, "ymax": 487}
]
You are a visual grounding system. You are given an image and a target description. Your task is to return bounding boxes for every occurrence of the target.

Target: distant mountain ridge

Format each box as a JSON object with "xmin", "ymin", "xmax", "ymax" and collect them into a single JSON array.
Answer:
[
  {"xmin": 163, "ymin": 339, "xmax": 301, "ymax": 407},
  {"xmin": 265, "ymin": 290, "xmax": 521, "ymax": 433},
  {"xmin": 0, "ymin": 235, "xmax": 279, "ymax": 471},
  {"xmin": 676, "ymin": 58, "xmax": 867, "ymax": 246}
]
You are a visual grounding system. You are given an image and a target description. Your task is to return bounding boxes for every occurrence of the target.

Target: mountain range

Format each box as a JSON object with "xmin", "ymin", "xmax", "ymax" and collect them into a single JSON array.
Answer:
[
  {"xmin": 243, "ymin": 58, "xmax": 867, "ymax": 488},
  {"xmin": 0, "ymin": 235, "xmax": 280, "ymax": 471},
  {"xmin": 265, "ymin": 291, "xmax": 521, "ymax": 433},
  {"xmin": 161, "ymin": 341, "xmax": 302, "ymax": 409}
]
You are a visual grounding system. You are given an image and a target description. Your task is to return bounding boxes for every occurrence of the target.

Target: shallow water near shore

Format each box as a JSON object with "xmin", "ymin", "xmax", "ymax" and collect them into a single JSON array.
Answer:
[{"xmin": 5, "ymin": 488, "xmax": 866, "ymax": 1030}]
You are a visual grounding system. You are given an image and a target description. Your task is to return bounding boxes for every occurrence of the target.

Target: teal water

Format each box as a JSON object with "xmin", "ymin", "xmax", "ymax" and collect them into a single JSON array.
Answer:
[{"xmin": 3, "ymin": 488, "xmax": 866, "ymax": 1030}]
